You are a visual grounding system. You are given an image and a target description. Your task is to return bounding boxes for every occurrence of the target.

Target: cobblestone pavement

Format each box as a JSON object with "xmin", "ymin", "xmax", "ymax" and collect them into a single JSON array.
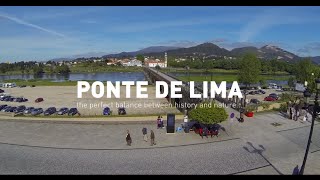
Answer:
[
  {"xmin": 0, "ymin": 139, "xmax": 270, "ymax": 175},
  {"xmin": 0, "ymin": 121, "xmax": 236, "ymax": 149}
]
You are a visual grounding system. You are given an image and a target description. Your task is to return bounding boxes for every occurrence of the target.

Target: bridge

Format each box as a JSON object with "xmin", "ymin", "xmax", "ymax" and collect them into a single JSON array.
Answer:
[
  {"xmin": 143, "ymin": 67, "xmax": 202, "ymax": 113},
  {"xmin": 143, "ymin": 67, "xmax": 245, "ymax": 113}
]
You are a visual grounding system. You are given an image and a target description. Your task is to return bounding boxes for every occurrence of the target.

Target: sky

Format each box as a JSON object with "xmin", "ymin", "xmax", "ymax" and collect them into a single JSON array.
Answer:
[{"xmin": 0, "ymin": 6, "xmax": 320, "ymax": 62}]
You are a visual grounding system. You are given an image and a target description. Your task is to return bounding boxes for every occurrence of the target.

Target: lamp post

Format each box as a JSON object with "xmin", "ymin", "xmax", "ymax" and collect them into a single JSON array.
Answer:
[{"xmin": 299, "ymin": 79, "xmax": 320, "ymax": 175}]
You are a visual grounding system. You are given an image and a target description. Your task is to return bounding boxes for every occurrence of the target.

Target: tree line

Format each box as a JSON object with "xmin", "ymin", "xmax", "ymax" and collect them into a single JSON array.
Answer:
[
  {"xmin": 168, "ymin": 57, "xmax": 298, "ymax": 74},
  {"xmin": 0, "ymin": 61, "xmax": 70, "ymax": 75}
]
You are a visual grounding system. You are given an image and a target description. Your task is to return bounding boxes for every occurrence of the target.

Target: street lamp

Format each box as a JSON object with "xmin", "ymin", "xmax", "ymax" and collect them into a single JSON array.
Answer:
[{"xmin": 299, "ymin": 79, "xmax": 320, "ymax": 175}]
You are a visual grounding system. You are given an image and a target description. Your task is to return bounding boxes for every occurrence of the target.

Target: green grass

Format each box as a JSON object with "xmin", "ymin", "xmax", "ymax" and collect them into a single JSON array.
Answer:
[
  {"xmin": 162, "ymin": 68, "xmax": 290, "ymax": 75},
  {"xmin": 178, "ymin": 74, "xmax": 293, "ymax": 82}
]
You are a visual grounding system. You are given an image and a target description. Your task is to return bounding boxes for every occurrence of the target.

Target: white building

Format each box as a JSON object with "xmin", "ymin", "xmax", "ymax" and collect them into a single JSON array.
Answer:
[{"xmin": 127, "ymin": 60, "xmax": 142, "ymax": 67}]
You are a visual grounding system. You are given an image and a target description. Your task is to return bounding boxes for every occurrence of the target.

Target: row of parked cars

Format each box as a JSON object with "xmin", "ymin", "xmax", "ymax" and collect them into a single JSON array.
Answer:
[
  {"xmin": 247, "ymin": 89, "xmax": 266, "ymax": 95},
  {"xmin": 0, "ymin": 95, "xmax": 28, "ymax": 103},
  {"xmin": 0, "ymin": 105, "xmax": 79, "ymax": 116}
]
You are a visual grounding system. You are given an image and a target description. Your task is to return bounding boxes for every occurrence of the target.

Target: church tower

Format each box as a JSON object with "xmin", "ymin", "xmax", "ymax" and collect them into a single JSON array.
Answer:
[{"xmin": 164, "ymin": 52, "xmax": 168, "ymax": 68}]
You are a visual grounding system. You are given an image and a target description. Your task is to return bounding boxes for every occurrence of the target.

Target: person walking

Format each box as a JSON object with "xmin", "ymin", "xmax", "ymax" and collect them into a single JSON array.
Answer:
[
  {"xmin": 157, "ymin": 116, "xmax": 161, "ymax": 129},
  {"xmin": 142, "ymin": 127, "xmax": 148, "ymax": 142},
  {"xmin": 150, "ymin": 130, "xmax": 156, "ymax": 146},
  {"xmin": 126, "ymin": 130, "xmax": 132, "ymax": 146}
]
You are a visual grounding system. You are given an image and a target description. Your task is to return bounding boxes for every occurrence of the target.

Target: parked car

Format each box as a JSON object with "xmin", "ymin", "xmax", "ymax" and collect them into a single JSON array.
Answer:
[
  {"xmin": 44, "ymin": 107, "xmax": 57, "ymax": 116},
  {"xmin": 57, "ymin": 107, "xmax": 69, "ymax": 115},
  {"xmin": 5, "ymin": 106, "xmax": 17, "ymax": 112},
  {"xmin": 0, "ymin": 89, "xmax": 4, "ymax": 93},
  {"xmin": 264, "ymin": 96, "xmax": 277, "ymax": 101},
  {"xmin": 1, "ymin": 106, "xmax": 11, "ymax": 112},
  {"xmin": 258, "ymin": 89, "xmax": 266, "ymax": 94},
  {"xmin": 15, "ymin": 97, "xmax": 28, "ymax": 102},
  {"xmin": 103, "ymin": 107, "xmax": 111, "ymax": 115},
  {"xmin": 118, "ymin": 107, "xmax": 126, "ymax": 115},
  {"xmin": 24, "ymin": 107, "xmax": 35, "ymax": 114},
  {"xmin": 250, "ymin": 99, "xmax": 260, "ymax": 104},
  {"xmin": 35, "ymin": 98, "xmax": 44, "ymax": 103},
  {"xmin": 68, "ymin": 108, "xmax": 79, "ymax": 116},
  {"xmin": 269, "ymin": 93, "xmax": 279, "ymax": 100},
  {"xmin": 31, "ymin": 108, "xmax": 43, "ymax": 116},
  {"xmin": 19, "ymin": 85, "xmax": 27, "ymax": 88},
  {"xmin": 14, "ymin": 105, "xmax": 26, "ymax": 113},
  {"xmin": 248, "ymin": 91, "xmax": 256, "ymax": 95},
  {"xmin": 0, "ymin": 104, "xmax": 8, "ymax": 111}
]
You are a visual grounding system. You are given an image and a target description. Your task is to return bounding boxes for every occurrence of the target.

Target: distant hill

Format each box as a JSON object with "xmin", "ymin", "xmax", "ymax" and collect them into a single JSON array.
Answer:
[
  {"xmin": 48, "ymin": 42, "xmax": 319, "ymax": 63},
  {"xmin": 103, "ymin": 46, "xmax": 180, "ymax": 58},
  {"xmin": 230, "ymin": 45, "xmax": 300, "ymax": 61},
  {"xmin": 311, "ymin": 56, "xmax": 320, "ymax": 64},
  {"xmin": 230, "ymin": 46, "xmax": 259, "ymax": 56}
]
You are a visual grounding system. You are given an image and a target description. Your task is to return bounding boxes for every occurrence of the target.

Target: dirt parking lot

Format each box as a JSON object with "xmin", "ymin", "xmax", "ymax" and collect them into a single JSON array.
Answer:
[{"xmin": 1, "ymin": 86, "xmax": 180, "ymax": 116}]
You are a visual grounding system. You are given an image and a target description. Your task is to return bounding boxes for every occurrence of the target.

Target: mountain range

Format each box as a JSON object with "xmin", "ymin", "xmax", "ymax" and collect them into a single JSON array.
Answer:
[{"xmin": 51, "ymin": 43, "xmax": 319, "ymax": 63}]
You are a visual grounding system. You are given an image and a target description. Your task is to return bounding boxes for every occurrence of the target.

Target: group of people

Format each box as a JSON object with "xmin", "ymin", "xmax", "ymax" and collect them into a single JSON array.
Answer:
[
  {"xmin": 157, "ymin": 116, "xmax": 164, "ymax": 129},
  {"xmin": 287, "ymin": 102, "xmax": 308, "ymax": 122},
  {"xmin": 125, "ymin": 128, "xmax": 156, "ymax": 146}
]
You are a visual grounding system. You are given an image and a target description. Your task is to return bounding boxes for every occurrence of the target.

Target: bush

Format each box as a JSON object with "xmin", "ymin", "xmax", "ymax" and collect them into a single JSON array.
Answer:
[
  {"xmin": 279, "ymin": 103, "xmax": 288, "ymax": 112},
  {"xmin": 245, "ymin": 104, "xmax": 258, "ymax": 112},
  {"xmin": 260, "ymin": 103, "xmax": 271, "ymax": 110},
  {"xmin": 189, "ymin": 102, "xmax": 228, "ymax": 124}
]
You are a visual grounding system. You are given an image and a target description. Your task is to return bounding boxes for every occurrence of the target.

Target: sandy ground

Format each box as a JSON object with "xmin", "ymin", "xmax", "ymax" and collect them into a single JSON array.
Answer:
[{"xmin": 1, "ymin": 86, "xmax": 180, "ymax": 116}]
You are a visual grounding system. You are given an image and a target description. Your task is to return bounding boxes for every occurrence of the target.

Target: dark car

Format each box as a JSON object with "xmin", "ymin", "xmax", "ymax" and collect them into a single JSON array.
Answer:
[
  {"xmin": 5, "ymin": 106, "xmax": 17, "ymax": 112},
  {"xmin": 0, "ymin": 89, "xmax": 4, "ymax": 93},
  {"xmin": 250, "ymin": 99, "xmax": 260, "ymax": 104},
  {"xmin": 264, "ymin": 96, "xmax": 277, "ymax": 101},
  {"xmin": 31, "ymin": 108, "xmax": 43, "ymax": 116},
  {"xmin": 248, "ymin": 91, "xmax": 256, "ymax": 95},
  {"xmin": 35, "ymin": 98, "xmax": 44, "ymax": 103},
  {"xmin": 57, "ymin": 107, "xmax": 69, "ymax": 115},
  {"xmin": 19, "ymin": 85, "xmax": 27, "ymax": 88},
  {"xmin": 68, "ymin": 108, "xmax": 79, "ymax": 116},
  {"xmin": 118, "ymin": 107, "xmax": 126, "ymax": 115},
  {"xmin": 269, "ymin": 93, "xmax": 279, "ymax": 100},
  {"xmin": 103, "ymin": 107, "xmax": 111, "ymax": 115},
  {"xmin": 3, "ymin": 96, "xmax": 14, "ymax": 102},
  {"xmin": 1, "ymin": 106, "xmax": 11, "ymax": 112},
  {"xmin": 44, "ymin": 107, "xmax": 57, "ymax": 116},
  {"xmin": 258, "ymin": 89, "xmax": 266, "ymax": 94},
  {"xmin": 24, "ymin": 107, "xmax": 35, "ymax": 114},
  {"xmin": 15, "ymin": 97, "xmax": 28, "ymax": 103},
  {"xmin": 14, "ymin": 105, "xmax": 26, "ymax": 113},
  {"xmin": 0, "ymin": 104, "xmax": 8, "ymax": 111}
]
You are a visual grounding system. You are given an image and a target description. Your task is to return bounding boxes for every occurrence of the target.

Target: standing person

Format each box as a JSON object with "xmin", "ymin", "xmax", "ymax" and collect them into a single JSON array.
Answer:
[
  {"xmin": 150, "ymin": 130, "xmax": 156, "ymax": 146},
  {"xmin": 229, "ymin": 112, "xmax": 235, "ymax": 132},
  {"xmin": 289, "ymin": 106, "xmax": 293, "ymax": 120},
  {"xmin": 126, "ymin": 130, "xmax": 132, "ymax": 146},
  {"xmin": 157, "ymin": 116, "xmax": 161, "ymax": 129},
  {"xmin": 160, "ymin": 116, "xmax": 164, "ymax": 128},
  {"xmin": 142, "ymin": 127, "xmax": 148, "ymax": 142}
]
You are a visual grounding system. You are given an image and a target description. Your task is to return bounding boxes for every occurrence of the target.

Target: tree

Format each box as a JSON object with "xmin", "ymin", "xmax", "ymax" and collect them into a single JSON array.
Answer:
[
  {"xmin": 189, "ymin": 102, "xmax": 228, "ymax": 125},
  {"xmin": 294, "ymin": 59, "xmax": 320, "ymax": 92},
  {"xmin": 288, "ymin": 76, "xmax": 295, "ymax": 88},
  {"xmin": 238, "ymin": 53, "xmax": 261, "ymax": 107},
  {"xmin": 55, "ymin": 64, "xmax": 70, "ymax": 74},
  {"xmin": 238, "ymin": 53, "xmax": 261, "ymax": 86},
  {"xmin": 136, "ymin": 54, "xmax": 144, "ymax": 64},
  {"xmin": 155, "ymin": 65, "xmax": 161, "ymax": 70},
  {"xmin": 32, "ymin": 66, "xmax": 43, "ymax": 75}
]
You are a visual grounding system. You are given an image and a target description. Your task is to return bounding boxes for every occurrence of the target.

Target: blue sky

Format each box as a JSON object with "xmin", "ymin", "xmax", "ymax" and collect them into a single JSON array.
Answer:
[{"xmin": 1, "ymin": 6, "xmax": 320, "ymax": 61}]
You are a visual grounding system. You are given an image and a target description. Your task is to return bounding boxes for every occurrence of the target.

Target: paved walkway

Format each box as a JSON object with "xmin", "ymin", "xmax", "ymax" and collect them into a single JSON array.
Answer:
[{"xmin": 1, "ymin": 106, "xmax": 320, "ymax": 174}]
